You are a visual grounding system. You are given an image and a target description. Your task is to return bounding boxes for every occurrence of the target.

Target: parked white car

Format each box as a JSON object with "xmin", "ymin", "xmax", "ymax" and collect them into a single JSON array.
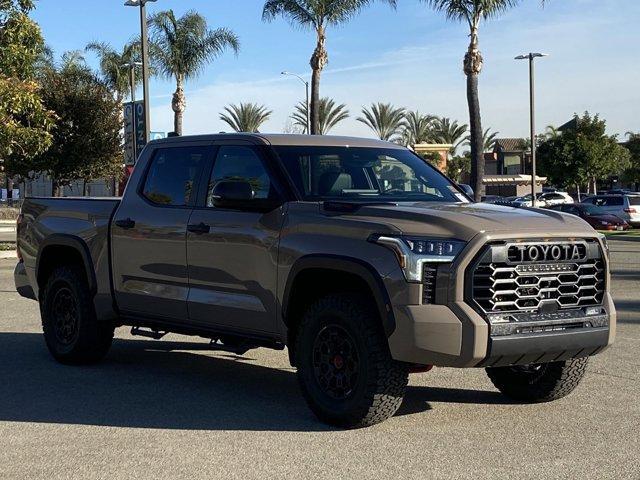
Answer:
[
  {"xmin": 512, "ymin": 191, "xmax": 574, "ymax": 208},
  {"xmin": 539, "ymin": 191, "xmax": 574, "ymax": 206},
  {"xmin": 511, "ymin": 193, "xmax": 547, "ymax": 208}
]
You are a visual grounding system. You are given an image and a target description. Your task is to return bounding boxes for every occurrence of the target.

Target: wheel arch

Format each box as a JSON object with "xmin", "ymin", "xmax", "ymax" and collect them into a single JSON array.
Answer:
[
  {"xmin": 282, "ymin": 255, "xmax": 396, "ymax": 343},
  {"xmin": 36, "ymin": 234, "xmax": 97, "ymax": 296}
]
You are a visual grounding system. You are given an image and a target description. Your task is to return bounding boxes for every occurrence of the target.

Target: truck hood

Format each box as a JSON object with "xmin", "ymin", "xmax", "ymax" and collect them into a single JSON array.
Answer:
[{"xmin": 337, "ymin": 202, "xmax": 594, "ymax": 241}]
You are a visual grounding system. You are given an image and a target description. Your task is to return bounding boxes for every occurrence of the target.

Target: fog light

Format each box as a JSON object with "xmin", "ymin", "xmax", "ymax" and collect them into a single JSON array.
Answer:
[{"xmin": 488, "ymin": 314, "xmax": 510, "ymax": 324}]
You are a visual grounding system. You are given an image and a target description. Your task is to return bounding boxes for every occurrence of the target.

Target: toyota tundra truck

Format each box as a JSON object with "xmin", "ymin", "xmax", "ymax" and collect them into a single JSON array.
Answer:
[{"xmin": 14, "ymin": 134, "xmax": 615, "ymax": 428}]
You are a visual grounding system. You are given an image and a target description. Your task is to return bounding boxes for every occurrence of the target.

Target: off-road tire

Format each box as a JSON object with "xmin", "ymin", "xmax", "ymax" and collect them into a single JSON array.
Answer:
[
  {"xmin": 486, "ymin": 357, "xmax": 588, "ymax": 402},
  {"xmin": 295, "ymin": 293, "xmax": 408, "ymax": 428},
  {"xmin": 41, "ymin": 265, "xmax": 113, "ymax": 364}
]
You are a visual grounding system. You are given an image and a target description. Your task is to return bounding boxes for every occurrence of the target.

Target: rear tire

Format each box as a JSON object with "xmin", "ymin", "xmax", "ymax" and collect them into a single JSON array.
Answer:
[
  {"xmin": 295, "ymin": 294, "xmax": 408, "ymax": 428},
  {"xmin": 486, "ymin": 357, "xmax": 588, "ymax": 402},
  {"xmin": 40, "ymin": 265, "xmax": 113, "ymax": 364}
]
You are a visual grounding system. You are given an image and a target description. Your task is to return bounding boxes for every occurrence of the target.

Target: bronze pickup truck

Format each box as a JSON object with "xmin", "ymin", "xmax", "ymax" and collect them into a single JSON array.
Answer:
[{"xmin": 14, "ymin": 134, "xmax": 615, "ymax": 428}]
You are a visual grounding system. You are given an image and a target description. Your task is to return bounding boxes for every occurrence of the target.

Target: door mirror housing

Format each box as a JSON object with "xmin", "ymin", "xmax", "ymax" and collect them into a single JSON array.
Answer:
[
  {"xmin": 211, "ymin": 180, "xmax": 283, "ymax": 213},
  {"xmin": 458, "ymin": 183, "xmax": 474, "ymax": 199}
]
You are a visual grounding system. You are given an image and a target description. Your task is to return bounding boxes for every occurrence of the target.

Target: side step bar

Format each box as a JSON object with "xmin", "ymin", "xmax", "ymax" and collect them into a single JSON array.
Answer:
[{"xmin": 130, "ymin": 326, "xmax": 167, "ymax": 340}]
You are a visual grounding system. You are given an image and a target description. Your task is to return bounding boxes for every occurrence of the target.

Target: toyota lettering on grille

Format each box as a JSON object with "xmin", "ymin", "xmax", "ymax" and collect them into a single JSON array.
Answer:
[{"xmin": 508, "ymin": 243, "xmax": 587, "ymax": 263}]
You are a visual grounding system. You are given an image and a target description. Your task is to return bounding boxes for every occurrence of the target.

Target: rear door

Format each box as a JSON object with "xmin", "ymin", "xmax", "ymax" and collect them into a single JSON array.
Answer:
[
  {"xmin": 112, "ymin": 143, "xmax": 212, "ymax": 320},
  {"xmin": 185, "ymin": 143, "xmax": 286, "ymax": 334}
]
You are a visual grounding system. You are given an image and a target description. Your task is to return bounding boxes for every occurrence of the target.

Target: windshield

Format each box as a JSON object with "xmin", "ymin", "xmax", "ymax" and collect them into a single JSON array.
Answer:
[{"xmin": 273, "ymin": 146, "xmax": 467, "ymax": 203}]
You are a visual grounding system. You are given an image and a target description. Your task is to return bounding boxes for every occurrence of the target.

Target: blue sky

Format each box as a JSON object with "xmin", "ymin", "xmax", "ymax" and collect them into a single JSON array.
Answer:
[{"xmin": 33, "ymin": 0, "xmax": 640, "ymax": 140}]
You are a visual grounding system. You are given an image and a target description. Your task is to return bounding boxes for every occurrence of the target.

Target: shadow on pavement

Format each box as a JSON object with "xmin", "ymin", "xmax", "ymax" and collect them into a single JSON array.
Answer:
[
  {"xmin": 0, "ymin": 332, "xmax": 329, "ymax": 432},
  {"xmin": 0, "ymin": 332, "xmax": 521, "ymax": 430}
]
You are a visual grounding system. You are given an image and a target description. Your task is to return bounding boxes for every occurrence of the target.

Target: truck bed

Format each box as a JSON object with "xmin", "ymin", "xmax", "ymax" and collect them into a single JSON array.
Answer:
[{"xmin": 17, "ymin": 197, "xmax": 121, "ymax": 314}]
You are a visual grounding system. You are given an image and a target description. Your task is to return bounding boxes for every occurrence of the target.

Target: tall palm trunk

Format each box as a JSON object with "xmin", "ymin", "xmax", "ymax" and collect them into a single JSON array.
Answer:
[
  {"xmin": 464, "ymin": 27, "xmax": 485, "ymax": 201},
  {"xmin": 172, "ymin": 76, "xmax": 186, "ymax": 136},
  {"xmin": 309, "ymin": 26, "xmax": 327, "ymax": 135}
]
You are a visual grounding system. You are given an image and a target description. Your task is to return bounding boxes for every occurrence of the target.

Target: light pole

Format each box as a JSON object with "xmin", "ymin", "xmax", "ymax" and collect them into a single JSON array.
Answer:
[
  {"xmin": 515, "ymin": 52, "xmax": 548, "ymax": 207},
  {"xmin": 121, "ymin": 61, "xmax": 143, "ymax": 160},
  {"xmin": 281, "ymin": 71, "xmax": 310, "ymax": 134},
  {"xmin": 125, "ymin": 0, "xmax": 155, "ymax": 144}
]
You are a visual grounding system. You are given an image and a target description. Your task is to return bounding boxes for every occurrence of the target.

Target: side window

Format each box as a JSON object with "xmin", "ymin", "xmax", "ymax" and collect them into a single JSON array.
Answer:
[
  {"xmin": 206, "ymin": 146, "xmax": 275, "ymax": 207},
  {"xmin": 142, "ymin": 146, "xmax": 207, "ymax": 206},
  {"xmin": 602, "ymin": 197, "xmax": 623, "ymax": 206}
]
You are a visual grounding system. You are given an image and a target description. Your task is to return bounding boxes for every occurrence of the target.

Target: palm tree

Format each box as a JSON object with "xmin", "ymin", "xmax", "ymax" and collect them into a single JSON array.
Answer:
[
  {"xmin": 430, "ymin": 117, "xmax": 468, "ymax": 153},
  {"xmin": 465, "ymin": 127, "xmax": 499, "ymax": 152},
  {"xmin": 262, "ymin": 0, "xmax": 396, "ymax": 135},
  {"xmin": 421, "ymin": 0, "xmax": 529, "ymax": 200},
  {"xmin": 291, "ymin": 97, "xmax": 349, "ymax": 134},
  {"xmin": 148, "ymin": 9, "xmax": 240, "ymax": 135},
  {"xmin": 357, "ymin": 103, "xmax": 405, "ymax": 142},
  {"xmin": 85, "ymin": 41, "xmax": 141, "ymax": 102},
  {"xmin": 545, "ymin": 125, "xmax": 560, "ymax": 139},
  {"xmin": 219, "ymin": 103, "xmax": 272, "ymax": 132},
  {"xmin": 401, "ymin": 110, "xmax": 436, "ymax": 147}
]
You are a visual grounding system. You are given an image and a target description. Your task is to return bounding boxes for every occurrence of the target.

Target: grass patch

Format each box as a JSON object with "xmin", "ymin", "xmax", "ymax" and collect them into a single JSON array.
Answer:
[{"xmin": 0, "ymin": 242, "xmax": 16, "ymax": 251}]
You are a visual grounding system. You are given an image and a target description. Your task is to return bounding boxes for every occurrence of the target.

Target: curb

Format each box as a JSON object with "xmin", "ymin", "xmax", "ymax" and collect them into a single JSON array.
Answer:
[{"xmin": 0, "ymin": 250, "xmax": 17, "ymax": 259}]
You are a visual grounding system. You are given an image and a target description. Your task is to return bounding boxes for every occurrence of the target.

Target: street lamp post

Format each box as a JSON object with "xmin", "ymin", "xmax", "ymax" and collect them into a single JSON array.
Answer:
[
  {"xmin": 515, "ymin": 53, "xmax": 548, "ymax": 207},
  {"xmin": 281, "ymin": 71, "xmax": 310, "ymax": 134},
  {"xmin": 125, "ymin": 0, "xmax": 155, "ymax": 144}
]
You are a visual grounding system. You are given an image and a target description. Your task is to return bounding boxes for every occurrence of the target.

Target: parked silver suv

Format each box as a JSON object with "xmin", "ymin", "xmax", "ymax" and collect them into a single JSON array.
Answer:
[{"xmin": 581, "ymin": 194, "xmax": 640, "ymax": 226}]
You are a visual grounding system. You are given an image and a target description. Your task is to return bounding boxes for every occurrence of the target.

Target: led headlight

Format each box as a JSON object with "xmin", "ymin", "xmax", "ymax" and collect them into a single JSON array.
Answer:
[{"xmin": 371, "ymin": 235, "xmax": 467, "ymax": 282}]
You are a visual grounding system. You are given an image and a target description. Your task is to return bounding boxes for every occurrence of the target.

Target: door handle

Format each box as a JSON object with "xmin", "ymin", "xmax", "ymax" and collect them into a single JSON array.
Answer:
[
  {"xmin": 187, "ymin": 222, "xmax": 210, "ymax": 234},
  {"xmin": 115, "ymin": 218, "xmax": 135, "ymax": 229}
]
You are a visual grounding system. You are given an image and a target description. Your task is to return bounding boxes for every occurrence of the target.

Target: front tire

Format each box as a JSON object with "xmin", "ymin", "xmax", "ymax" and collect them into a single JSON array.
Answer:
[
  {"xmin": 486, "ymin": 357, "xmax": 588, "ymax": 402},
  {"xmin": 40, "ymin": 265, "xmax": 113, "ymax": 364},
  {"xmin": 295, "ymin": 294, "xmax": 408, "ymax": 428}
]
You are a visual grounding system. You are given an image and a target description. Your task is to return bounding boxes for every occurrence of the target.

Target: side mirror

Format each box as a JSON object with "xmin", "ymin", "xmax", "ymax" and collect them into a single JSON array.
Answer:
[
  {"xmin": 211, "ymin": 180, "xmax": 282, "ymax": 213},
  {"xmin": 458, "ymin": 183, "xmax": 474, "ymax": 199}
]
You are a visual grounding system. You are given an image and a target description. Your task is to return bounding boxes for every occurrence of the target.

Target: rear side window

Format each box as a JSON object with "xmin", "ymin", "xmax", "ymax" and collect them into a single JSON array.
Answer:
[
  {"xmin": 599, "ymin": 196, "xmax": 624, "ymax": 206},
  {"xmin": 142, "ymin": 146, "xmax": 208, "ymax": 206},
  {"xmin": 628, "ymin": 196, "xmax": 640, "ymax": 206}
]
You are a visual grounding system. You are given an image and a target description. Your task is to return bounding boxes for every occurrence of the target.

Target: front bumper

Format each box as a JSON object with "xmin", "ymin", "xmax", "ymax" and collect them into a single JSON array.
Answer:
[
  {"xmin": 386, "ymin": 231, "xmax": 616, "ymax": 368},
  {"xmin": 14, "ymin": 260, "xmax": 36, "ymax": 300}
]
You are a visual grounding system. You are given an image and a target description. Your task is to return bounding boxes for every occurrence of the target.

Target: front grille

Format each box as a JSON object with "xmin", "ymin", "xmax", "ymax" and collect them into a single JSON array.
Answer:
[{"xmin": 470, "ymin": 240, "xmax": 605, "ymax": 314}]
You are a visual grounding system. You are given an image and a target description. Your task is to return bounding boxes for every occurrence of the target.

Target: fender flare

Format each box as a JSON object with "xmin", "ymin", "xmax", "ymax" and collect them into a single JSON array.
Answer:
[
  {"xmin": 282, "ymin": 254, "xmax": 396, "ymax": 337},
  {"xmin": 36, "ymin": 234, "xmax": 98, "ymax": 295}
]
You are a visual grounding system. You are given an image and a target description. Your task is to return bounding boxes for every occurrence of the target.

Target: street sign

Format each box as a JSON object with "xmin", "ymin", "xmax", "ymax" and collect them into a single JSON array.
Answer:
[{"xmin": 123, "ymin": 101, "xmax": 147, "ymax": 166}]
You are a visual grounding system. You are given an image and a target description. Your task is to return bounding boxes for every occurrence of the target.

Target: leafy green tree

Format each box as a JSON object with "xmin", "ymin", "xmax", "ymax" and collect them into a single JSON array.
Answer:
[
  {"xmin": 85, "ymin": 41, "xmax": 142, "ymax": 102},
  {"xmin": 401, "ymin": 110, "xmax": 436, "ymax": 147},
  {"xmin": 537, "ymin": 112, "xmax": 631, "ymax": 194},
  {"xmin": 219, "ymin": 102, "xmax": 272, "ymax": 132},
  {"xmin": 36, "ymin": 57, "xmax": 123, "ymax": 195},
  {"xmin": 262, "ymin": 0, "xmax": 396, "ymax": 135},
  {"xmin": 291, "ymin": 97, "xmax": 349, "ymax": 134},
  {"xmin": 0, "ymin": 0, "xmax": 54, "ymax": 179},
  {"xmin": 420, "ymin": 0, "xmax": 540, "ymax": 200},
  {"xmin": 357, "ymin": 102, "xmax": 405, "ymax": 141},
  {"xmin": 622, "ymin": 132, "xmax": 640, "ymax": 190},
  {"xmin": 447, "ymin": 153, "xmax": 471, "ymax": 183},
  {"xmin": 149, "ymin": 9, "xmax": 240, "ymax": 136},
  {"xmin": 430, "ymin": 117, "xmax": 468, "ymax": 153}
]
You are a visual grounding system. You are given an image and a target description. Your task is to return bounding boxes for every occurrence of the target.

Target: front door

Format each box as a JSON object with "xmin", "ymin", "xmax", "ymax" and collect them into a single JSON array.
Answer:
[
  {"xmin": 112, "ymin": 143, "xmax": 211, "ymax": 320},
  {"xmin": 186, "ymin": 144, "xmax": 285, "ymax": 334}
]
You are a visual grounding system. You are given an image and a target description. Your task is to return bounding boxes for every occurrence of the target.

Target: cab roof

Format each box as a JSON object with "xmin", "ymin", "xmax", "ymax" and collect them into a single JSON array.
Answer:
[{"xmin": 150, "ymin": 133, "xmax": 405, "ymax": 149}]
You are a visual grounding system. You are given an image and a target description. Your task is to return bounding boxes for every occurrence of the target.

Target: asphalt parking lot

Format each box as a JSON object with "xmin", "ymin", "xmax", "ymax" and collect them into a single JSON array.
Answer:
[{"xmin": 0, "ymin": 239, "xmax": 638, "ymax": 480}]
